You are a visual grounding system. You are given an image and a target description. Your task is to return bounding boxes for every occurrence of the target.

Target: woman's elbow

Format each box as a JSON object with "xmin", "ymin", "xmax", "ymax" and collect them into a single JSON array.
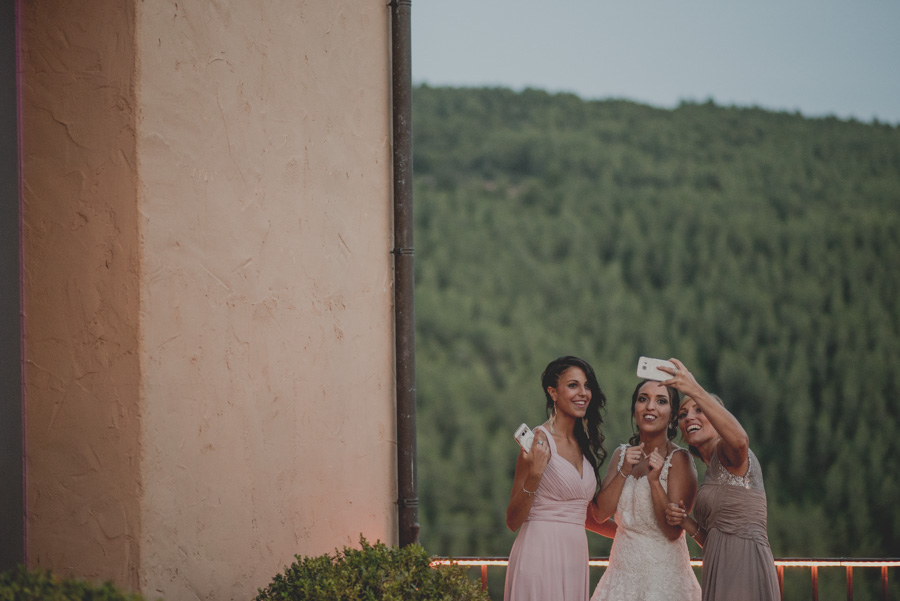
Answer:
[{"xmin": 591, "ymin": 501, "xmax": 611, "ymax": 523}]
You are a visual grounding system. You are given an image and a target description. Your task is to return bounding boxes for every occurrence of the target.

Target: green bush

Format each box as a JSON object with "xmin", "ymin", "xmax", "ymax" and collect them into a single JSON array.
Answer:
[
  {"xmin": 254, "ymin": 536, "xmax": 489, "ymax": 601},
  {"xmin": 0, "ymin": 566, "xmax": 148, "ymax": 601}
]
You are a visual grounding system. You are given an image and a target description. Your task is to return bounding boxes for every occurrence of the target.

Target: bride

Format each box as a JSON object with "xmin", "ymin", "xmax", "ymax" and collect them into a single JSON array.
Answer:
[{"xmin": 589, "ymin": 379, "xmax": 701, "ymax": 601}]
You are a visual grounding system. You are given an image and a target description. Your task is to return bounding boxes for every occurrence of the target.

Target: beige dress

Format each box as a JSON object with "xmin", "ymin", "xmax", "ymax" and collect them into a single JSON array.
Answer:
[{"xmin": 693, "ymin": 449, "xmax": 779, "ymax": 601}]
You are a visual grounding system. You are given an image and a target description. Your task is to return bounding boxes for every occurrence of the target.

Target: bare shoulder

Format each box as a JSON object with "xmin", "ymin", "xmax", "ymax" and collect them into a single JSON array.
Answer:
[
  {"xmin": 668, "ymin": 446, "xmax": 697, "ymax": 476},
  {"xmin": 670, "ymin": 447, "xmax": 693, "ymax": 466}
]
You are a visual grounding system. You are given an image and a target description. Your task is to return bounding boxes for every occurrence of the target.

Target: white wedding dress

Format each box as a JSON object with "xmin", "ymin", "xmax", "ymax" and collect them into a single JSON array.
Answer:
[{"xmin": 591, "ymin": 444, "xmax": 701, "ymax": 601}]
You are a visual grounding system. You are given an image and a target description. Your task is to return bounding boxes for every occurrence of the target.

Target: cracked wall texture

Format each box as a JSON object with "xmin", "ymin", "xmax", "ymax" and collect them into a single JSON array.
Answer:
[{"xmin": 23, "ymin": 1, "xmax": 397, "ymax": 599}]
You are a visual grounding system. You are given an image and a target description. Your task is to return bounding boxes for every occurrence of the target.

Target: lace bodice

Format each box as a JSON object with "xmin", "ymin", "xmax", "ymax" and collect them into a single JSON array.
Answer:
[
  {"xmin": 612, "ymin": 443, "xmax": 697, "ymax": 537},
  {"xmin": 592, "ymin": 442, "xmax": 701, "ymax": 601},
  {"xmin": 703, "ymin": 448, "xmax": 765, "ymax": 491}
]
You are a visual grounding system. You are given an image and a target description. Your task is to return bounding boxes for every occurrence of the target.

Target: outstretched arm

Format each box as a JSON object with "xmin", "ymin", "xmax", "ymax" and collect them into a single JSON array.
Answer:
[
  {"xmin": 506, "ymin": 429, "xmax": 551, "ymax": 531},
  {"xmin": 664, "ymin": 359, "xmax": 749, "ymax": 472}
]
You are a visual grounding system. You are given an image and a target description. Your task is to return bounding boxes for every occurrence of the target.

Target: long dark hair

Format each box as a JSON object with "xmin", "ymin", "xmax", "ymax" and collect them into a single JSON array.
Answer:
[
  {"xmin": 627, "ymin": 379, "xmax": 681, "ymax": 446},
  {"xmin": 541, "ymin": 356, "xmax": 607, "ymax": 479}
]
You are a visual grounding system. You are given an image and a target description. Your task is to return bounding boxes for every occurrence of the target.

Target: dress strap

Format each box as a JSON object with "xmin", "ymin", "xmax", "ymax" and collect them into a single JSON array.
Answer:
[
  {"xmin": 534, "ymin": 425, "xmax": 557, "ymax": 454},
  {"xmin": 615, "ymin": 443, "xmax": 628, "ymax": 471},
  {"xmin": 665, "ymin": 445, "xmax": 697, "ymax": 476},
  {"xmin": 659, "ymin": 444, "xmax": 695, "ymax": 481}
]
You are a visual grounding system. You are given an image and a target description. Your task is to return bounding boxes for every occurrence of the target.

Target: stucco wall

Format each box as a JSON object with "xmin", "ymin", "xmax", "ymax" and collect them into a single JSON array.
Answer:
[
  {"xmin": 137, "ymin": 2, "xmax": 396, "ymax": 599},
  {"xmin": 23, "ymin": 1, "xmax": 398, "ymax": 599},
  {"xmin": 22, "ymin": 0, "xmax": 142, "ymax": 586}
]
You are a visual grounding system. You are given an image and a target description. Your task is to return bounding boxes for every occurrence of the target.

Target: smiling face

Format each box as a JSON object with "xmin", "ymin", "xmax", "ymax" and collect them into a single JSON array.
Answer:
[
  {"xmin": 548, "ymin": 366, "xmax": 592, "ymax": 419},
  {"xmin": 677, "ymin": 397, "xmax": 718, "ymax": 446},
  {"xmin": 633, "ymin": 380, "xmax": 674, "ymax": 436}
]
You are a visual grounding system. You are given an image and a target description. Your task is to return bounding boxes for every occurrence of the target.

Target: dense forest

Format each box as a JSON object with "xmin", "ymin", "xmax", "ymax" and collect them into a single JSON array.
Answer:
[{"xmin": 410, "ymin": 85, "xmax": 900, "ymax": 599}]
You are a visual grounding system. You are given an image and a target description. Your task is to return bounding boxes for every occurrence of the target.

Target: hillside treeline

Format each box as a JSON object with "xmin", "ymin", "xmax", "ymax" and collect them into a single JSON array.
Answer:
[{"xmin": 411, "ymin": 85, "xmax": 900, "ymax": 598}]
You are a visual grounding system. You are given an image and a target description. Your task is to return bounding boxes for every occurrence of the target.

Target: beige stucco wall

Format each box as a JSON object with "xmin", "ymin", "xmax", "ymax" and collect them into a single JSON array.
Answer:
[
  {"xmin": 22, "ymin": 0, "xmax": 142, "ymax": 585},
  {"xmin": 23, "ymin": 1, "xmax": 398, "ymax": 599},
  {"xmin": 137, "ymin": 1, "xmax": 397, "ymax": 599}
]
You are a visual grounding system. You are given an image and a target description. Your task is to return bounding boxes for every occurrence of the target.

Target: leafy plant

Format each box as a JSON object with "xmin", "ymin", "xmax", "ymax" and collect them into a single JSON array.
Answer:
[
  {"xmin": 254, "ymin": 536, "xmax": 488, "ymax": 601},
  {"xmin": 0, "ymin": 566, "xmax": 149, "ymax": 601}
]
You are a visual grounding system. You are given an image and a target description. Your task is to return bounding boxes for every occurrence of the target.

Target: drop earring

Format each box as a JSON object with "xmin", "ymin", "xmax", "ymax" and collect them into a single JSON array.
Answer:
[
  {"xmin": 549, "ymin": 403, "xmax": 557, "ymax": 435},
  {"xmin": 668, "ymin": 419, "xmax": 678, "ymax": 439}
]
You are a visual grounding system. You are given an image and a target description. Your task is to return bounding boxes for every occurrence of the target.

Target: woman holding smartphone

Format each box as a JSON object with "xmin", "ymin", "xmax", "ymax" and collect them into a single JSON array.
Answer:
[
  {"xmin": 589, "ymin": 378, "xmax": 701, "ymax": 601},
  {"xmin": 663, "ymin": 359, "xmax": 779, "ymax": 601},
  {"xmin": 503, "ymin": 355, "xmax": 611, "ymax": 601}
]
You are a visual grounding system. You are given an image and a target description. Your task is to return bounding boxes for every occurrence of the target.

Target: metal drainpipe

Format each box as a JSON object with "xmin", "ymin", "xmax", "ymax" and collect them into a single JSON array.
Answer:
[{"xmin": 390, "ymin": 0, "xmax": 419, "ymax": 547}]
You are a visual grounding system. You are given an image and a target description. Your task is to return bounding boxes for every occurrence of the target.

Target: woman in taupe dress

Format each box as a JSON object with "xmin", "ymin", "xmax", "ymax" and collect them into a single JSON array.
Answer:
[{"xmin": 661, "ymin": 359, "xmax": 780, "ymax": 601}]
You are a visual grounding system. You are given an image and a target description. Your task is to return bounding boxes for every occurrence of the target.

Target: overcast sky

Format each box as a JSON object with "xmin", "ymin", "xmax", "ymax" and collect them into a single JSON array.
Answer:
[{"xmin": 411, "ymin": 0, "xmax": 900, "ymax": 124}]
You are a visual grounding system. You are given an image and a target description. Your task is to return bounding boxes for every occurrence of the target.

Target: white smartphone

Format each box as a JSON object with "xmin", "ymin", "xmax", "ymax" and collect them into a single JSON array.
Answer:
[
  {"xmin": 513, "ymin": 423, "xmax": 534, "ymax": 453},
  {"xmin": 636, "ymin": 356, "xmax": 676, "ymax": 382}
]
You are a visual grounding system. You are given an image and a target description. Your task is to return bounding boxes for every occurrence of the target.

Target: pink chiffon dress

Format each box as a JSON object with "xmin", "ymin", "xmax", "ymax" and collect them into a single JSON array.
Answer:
[{"xmin": 504, "ymin": 425, "xmax": 597, "ymax": 601}]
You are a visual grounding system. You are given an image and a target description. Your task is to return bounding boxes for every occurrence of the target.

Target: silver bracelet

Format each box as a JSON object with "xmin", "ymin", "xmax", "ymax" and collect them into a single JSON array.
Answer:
[
  {"xmin": 523, "ymin": 486, "xmax": 537, "ymax": 497},
  {"xmin": 688, "ymin": 524, "xmax": 702, "ymax": 538}
]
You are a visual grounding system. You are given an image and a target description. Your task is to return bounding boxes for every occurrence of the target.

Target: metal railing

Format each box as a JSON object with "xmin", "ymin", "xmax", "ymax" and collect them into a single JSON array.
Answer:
[{"xmin": 430, "ymin": 557, "xmax": 900, "ymax": 600}]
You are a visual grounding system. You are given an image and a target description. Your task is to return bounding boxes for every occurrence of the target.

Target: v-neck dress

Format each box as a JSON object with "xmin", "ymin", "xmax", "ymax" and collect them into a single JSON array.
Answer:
[{"xmin": 504, "ymin": 425, "xmax": 598, "ymax": 601}]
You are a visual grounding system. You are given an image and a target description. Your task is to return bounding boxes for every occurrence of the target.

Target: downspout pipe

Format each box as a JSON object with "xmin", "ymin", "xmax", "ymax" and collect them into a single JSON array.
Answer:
[{"xmin": 390, "ymin": 0, "xmax": 419, "ymax": 547}]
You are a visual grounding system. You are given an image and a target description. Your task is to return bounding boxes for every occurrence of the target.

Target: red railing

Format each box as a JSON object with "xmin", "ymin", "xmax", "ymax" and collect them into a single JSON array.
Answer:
[{"xmin": 430, "ymin": 557, "xmax": 900, "ymax": 600}]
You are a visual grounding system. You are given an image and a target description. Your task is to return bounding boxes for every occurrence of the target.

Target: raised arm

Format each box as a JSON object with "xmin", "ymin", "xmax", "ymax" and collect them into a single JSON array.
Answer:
[
  {"xmin": 506, "ymin": 428, "xmax": 551, "ymax": 531},
  {"xmin": 590, "ymin": 445, "xmax": 640, "ymax": 523},
  {"xmin": 665, "ymin": 359, "xmax": 749, "ymax": 472}
]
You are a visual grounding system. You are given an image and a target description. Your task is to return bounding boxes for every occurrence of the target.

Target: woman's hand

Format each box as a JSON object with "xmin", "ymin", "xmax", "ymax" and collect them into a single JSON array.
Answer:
[
  {"xmin": 524, "ymin": 429, "xmax": 551, "ymax": 480},
  {"xmin": 619, "ymin": 444, "xmax": 643, "ymax": 476},
  {"xmin": 506, "ymin": 428, "xmax": 551, "ymax": 531},
  {"xmin": 661, "ymin": 358, "xmax": 703, "ymax": 399},
  {"xmin": 646, "ymin": 446, "xmax": 664, "ymax": 482},
  {"xmin": 666, "ymin": 499, "xmax": 705, "ymax": 546},
  {"xmin": 666, "ymin": 500, "xmax": 689, "ymax": 527}
]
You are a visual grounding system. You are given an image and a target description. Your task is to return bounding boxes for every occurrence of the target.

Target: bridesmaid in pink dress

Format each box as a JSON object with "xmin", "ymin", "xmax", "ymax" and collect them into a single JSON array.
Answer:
[{"xmin": 503, "ymin": 356, "xmax": 613, "ymax": 601}]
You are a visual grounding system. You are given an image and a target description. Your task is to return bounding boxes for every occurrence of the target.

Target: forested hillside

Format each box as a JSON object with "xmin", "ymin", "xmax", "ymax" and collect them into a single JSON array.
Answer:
[{"xmin": 411, "ymin": 85, "xmax": 900, "ymax": 598}]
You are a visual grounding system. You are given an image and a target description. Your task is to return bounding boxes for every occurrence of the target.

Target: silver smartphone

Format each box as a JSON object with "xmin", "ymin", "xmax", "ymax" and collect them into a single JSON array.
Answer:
[
  {"xmin": 636, "ymin": 356, "xmax": 676, "ymax": 381},
  {"xmin": 513, "ymin": 423, "xmax": 534, "ymax": 453}
]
